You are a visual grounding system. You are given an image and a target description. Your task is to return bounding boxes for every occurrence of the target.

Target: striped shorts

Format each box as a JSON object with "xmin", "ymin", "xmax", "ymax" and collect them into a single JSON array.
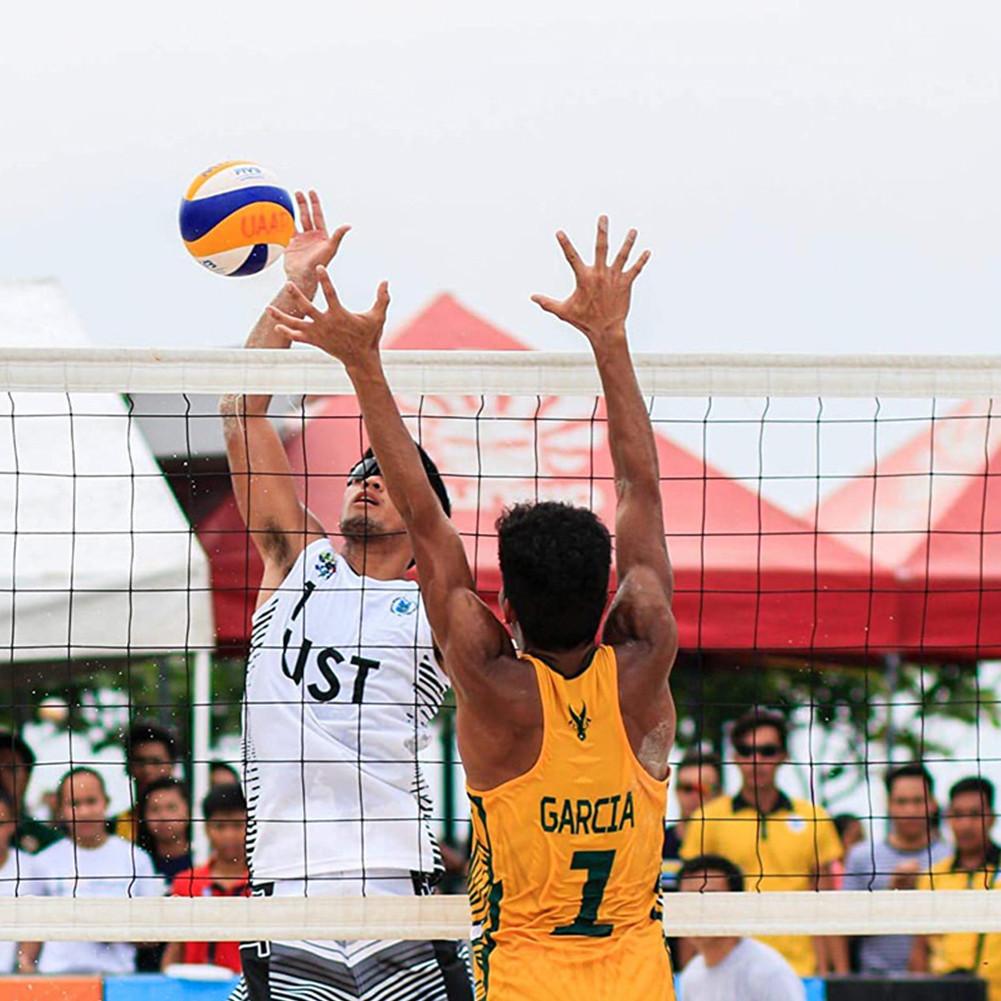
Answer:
[{"xmin": 229, "ymin": 872, "xmax": 472, "ymax": 1001}]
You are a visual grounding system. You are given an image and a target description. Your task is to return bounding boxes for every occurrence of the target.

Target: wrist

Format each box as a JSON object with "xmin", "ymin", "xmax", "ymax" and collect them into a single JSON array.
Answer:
[
  {"xmin": 589, "ymin": 327, "xmax": 630, "ymax": 362},
  {"xmin": 273, "ymin": 282, "xmax": 316, "ymax": 317},
  {"xmin": 345, "ymin": 351, "xmax": 385, "ymax": 383}
]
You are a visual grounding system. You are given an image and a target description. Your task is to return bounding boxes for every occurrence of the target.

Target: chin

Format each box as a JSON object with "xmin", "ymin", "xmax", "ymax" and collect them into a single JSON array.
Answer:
[{"xmin": 340, "ymin": 514, "xmax": 387, "ymax": 540}]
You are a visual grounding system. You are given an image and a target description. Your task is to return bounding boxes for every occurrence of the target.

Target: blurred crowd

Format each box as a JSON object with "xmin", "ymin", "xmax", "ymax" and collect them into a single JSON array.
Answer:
[
  {"xmin": 662, "ymin": 709, "xmax": 1001, "ymax": 1000},
  {"xmin": 0, "ymin": 721, "xmax": 249, "ymax": 976},
  {"xmin": 1, "ymin": 710, "xmax": 999, "ymax": 997}
]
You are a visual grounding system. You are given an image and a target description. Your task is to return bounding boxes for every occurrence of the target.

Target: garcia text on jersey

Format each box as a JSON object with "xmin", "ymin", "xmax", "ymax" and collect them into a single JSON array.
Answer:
[{"xmin": 539, "ymin": 791, "xmax": 635, "ymax": 836}]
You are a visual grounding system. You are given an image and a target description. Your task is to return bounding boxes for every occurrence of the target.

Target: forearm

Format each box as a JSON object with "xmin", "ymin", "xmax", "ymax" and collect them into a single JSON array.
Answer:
[
  {"xmin": 591, "ymin": 335, "xmax": 661, "ymax": 499},
  {"xmin": 222, "ymin": 282, "xmax": 318, "ymax": 421},
  {"xmin": 346, "ymin": 356, "xmax": 440, "ymax": 524},
  {"xmin": 815, "ymin": 935, "xmax": 850, "ymax": 975},
  {"xmin": 17, "ymin": 940, "xmax": 40, "ymax": 971},
  {"xmin": 161, "ymin": 941, "xmax": 183, "ymax": 969}
]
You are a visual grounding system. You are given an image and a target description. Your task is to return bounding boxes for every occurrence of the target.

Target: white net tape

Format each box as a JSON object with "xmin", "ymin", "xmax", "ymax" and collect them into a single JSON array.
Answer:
[
  {"xmin": 0, "ymin": 891, "xmax": 997, "ymax": 942},
  {"xmin": 1, "ymin": 348, "xmax": 999, "ymax": 943}
]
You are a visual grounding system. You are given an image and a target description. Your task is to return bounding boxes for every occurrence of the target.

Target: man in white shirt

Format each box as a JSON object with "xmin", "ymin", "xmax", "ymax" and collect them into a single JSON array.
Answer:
[
  {"xmin": 222, "ymin": 191, "xmax": 470, "ymax": 1000},
  {"xmin": 19, "ymin": 767, "xmax": 163, "ymax": 975},
  {"xmin": 677, "ymin": 854, "xmax": 806, "ymax": 1001},
  {"xmin": 0, "ymin": 786, "xmax": 37, "ymax": 972}
]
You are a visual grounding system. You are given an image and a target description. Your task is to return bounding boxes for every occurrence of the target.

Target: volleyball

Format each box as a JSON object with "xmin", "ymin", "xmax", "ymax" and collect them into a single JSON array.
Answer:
[{"xmin": 179, "ymin": 161, "xmax": 295, "ymax": 277}]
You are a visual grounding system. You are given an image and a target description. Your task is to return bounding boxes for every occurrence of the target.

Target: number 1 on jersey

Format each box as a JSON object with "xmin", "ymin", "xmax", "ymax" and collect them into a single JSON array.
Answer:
[{"xmin": 552, "ymin": 849, "xmax": 616, "ymax": 938}]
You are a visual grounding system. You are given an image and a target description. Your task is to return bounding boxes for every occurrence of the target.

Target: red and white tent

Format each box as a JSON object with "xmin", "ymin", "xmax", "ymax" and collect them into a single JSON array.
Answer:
[
  {"xmin": 817, "ymin": 400, "xmax": 1001, "ymax": 658},
  {"xmin": 199, "ymin": 295, "xmax": 898, "ymax": 655}
]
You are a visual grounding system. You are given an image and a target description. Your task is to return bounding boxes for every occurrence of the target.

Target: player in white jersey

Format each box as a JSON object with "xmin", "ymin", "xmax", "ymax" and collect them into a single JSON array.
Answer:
[{"xmin": 220, "ymin": 191, "xmax": 471, "ymax": 1001}]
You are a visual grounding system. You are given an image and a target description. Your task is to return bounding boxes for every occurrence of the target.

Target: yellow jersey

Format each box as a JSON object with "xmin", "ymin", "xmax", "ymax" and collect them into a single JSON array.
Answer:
[
  {"xmin": 917, "ymin": 845, "xmax": 1001, "ymax": 1000},
  {"xmin": 680, "ymin": 790, "xmax": 842, "ymax": 975},
  {"xmin": 466, "ymin": 646, "xmax": 673, "ymax": 1001}
]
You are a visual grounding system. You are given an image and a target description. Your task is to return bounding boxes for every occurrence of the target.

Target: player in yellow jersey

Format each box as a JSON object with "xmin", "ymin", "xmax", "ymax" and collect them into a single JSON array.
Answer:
[{"xmin": 270, "ymin": 216, "xmax": 679, "ymax": 1001}]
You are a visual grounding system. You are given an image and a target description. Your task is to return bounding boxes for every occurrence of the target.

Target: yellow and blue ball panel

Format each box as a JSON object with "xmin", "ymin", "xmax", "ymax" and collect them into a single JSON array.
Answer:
[{"xmin": 179, "ymin": 161, "xmax": 295, "ymax": 277}]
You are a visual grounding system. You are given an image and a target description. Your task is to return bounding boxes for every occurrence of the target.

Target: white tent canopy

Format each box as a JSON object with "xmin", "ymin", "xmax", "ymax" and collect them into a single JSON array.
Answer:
[{"xmin": 0, "ymin": 281, "xmax": 213, "ymax": 662}]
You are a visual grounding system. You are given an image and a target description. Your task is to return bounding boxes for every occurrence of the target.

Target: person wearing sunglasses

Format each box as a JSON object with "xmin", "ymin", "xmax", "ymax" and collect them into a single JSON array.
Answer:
[
  {"xmin": 679, "ymin": 709, "xmax": 847, "ymax": 978},
  {"xmin": 662, "ymin": 748, "xmax": 722, "ymax": 890},
  {"xmin": 220, "ymin": 191, "xmax": 470, "ymax": 1001}
]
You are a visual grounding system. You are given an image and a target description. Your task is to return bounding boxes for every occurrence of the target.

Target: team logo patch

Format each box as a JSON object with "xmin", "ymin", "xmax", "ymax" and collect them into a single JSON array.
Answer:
[
  {"xmin": 786, "ymin": 814, "xmax": 806, "ymax": 833},
  {"xmin": 391, "ymin": 596, "xmax": 418, "ymax": 616},
  {"xmin": 568, "ymin": 702, "xmax": 591, "ymax": 742},
  {"xmin": 315, "ymin": 551, "xmax": 337, "ymax": 579}
]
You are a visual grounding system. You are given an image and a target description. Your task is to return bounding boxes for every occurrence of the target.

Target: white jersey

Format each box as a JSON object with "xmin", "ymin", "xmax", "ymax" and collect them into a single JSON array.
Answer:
[{"xmin": 243, "ymin": 539, "xmax": 448, "ymax": 883}]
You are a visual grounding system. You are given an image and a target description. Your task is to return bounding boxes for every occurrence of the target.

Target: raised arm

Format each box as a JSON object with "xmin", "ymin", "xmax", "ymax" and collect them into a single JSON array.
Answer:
[
  {"xmin": 532, "ymin": 217, "xmax": 676, "ymax": 659},
  {"xmin": 269, "ymin": 270, "xmax": 509, "ymax": 668},
  {"xmin": 220, "ymin": 192, "xmax": 348, "ymax": 601}
]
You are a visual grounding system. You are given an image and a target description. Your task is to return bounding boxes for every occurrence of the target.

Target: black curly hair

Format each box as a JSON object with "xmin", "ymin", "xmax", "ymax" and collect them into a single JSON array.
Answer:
[{"xmin": 496, "ymin": 501, "xmax": 611, "ymax": 651}]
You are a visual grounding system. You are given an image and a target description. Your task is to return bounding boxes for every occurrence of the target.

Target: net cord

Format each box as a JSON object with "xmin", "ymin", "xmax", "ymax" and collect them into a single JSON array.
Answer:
[
  {"xmin": 0, "ymin": 892, "xmax": 996, "ymax": 941},
  {"xmin": 3, "ymin": 348, "xmax": 1001, "ymax": 397}
]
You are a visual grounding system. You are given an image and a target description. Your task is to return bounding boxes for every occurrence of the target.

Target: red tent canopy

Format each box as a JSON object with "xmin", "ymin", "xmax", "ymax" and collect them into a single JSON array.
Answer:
[
  {"xmin": 198, "ymin": 295, "xmax": 898, "ymax": 654},
  {"xmin": 817, "ymin": 400, "xmax": 1001, "ymax": 658}
]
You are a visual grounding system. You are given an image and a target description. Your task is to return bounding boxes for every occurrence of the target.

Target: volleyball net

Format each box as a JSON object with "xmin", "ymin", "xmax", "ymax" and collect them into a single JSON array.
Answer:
[{"xmin": 1, "ymin": 346, "xmax": 1001, "ymax": 941}]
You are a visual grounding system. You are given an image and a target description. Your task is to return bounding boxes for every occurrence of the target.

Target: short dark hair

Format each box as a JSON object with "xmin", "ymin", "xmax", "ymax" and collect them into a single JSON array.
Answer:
[
  {"xmin": 833, "ymin": 813, "xmax": 861, "ymax": 839},
  {"xmin": 676, "ymin": 854, "xmax": 745, "ymax": 893},
  {"xmin": 496, "ymin": 502, "xmax": 611, "ymax": 651},
  {"xmin": 885, "ymin": 762, "xmax": 934, "ymax": 797},
  {"xmin": 209, "ymin": 761, "xmax": 240, "ymax": 783},
  {"xmin": 126, "ymin": 720, "xmax": 179, "ymax": 762},
  {"xmin": 730, "ymin": 710, "xmax": 788, "ymax": 752},
  {"xmin": 950, "ymin": 776, "xmax": 996, "ymax": 809},
  {"xmin": 678, "ymin": 749, "xmax": 723, "ymax": 776},
  {"xmin": 0, "ymin": 729, "xmax": 35, "ymax": 768},
  {"xmin": 56, "ymin": 766, "xmax": 107, "ymax": 807},
  {"xmin": 203, "ymin": 783, "xmax": 246, "ymax": 820}
]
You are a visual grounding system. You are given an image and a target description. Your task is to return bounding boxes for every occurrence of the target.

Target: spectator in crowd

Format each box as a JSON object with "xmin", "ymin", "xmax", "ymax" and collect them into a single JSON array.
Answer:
[
  {"xmin": 138, "ymin": 777, "xmax": 193, "ymax": 883},
  {"xmin": 19, "ymin": 767, "xmax": 163, "ymax": 975},
  {"xmin": 681, "ymin": 709, "xmax": 846, "ymax": 976},
  {"xmin": 663, "ymin": 748, "xmax": 723, "ymax": 887},
  {"xmin": 676, "ymin": 854, "xmax": 806, "ymax": 1001},
  {"xmin": 116, "ymin": 720, "xmax": 178, "ymax": 841},
  {"xmin": 209, "ymin": 760, "xmax": 240, "ymax": 788},
  {"xmin": 842, "ymin": 763, "xmax": 950, "ymax": 974},
  {"xmin": 911, "ymin": 776, "xmax": 1001, "ymax": 999},
  {"xmin": 0, "ymin": 729, "xmax": 60, "ymax": 854},
  {"xmin": 162, "ymin": 784, "xmax": 250, "ymax": 973},
  {"xmin": 0, "ymin": 787, "xmax": 38, "ymax": 973}
]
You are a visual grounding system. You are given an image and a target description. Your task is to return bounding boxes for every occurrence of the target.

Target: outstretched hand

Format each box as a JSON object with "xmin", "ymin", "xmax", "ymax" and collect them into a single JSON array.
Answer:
[
  {"xmin": 269, "ymin": 266, "xmax": 389, "ymax": 371},
  {"xmin": 283, "ymin": 190, "xmax": 350, "ymax": 292},
  {"xmin": 532, "ymin": 215, "xmax": 650, "ymax": 347}
]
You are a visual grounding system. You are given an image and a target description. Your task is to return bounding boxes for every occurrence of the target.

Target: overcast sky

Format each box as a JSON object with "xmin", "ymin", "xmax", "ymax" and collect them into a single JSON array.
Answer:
[{"xmin": 1, "ymin": 1, "xmax": 998, "ymax": 354}]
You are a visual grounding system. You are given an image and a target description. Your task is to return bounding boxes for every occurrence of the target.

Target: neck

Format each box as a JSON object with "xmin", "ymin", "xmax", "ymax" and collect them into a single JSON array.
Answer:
[
  {"xmin": 340, "ymin": 538, "xmax": 410, "ymax": 581},
  {"xmin": 524, "ymin": 642, "xmax": 595, "ymax": 679},
  {"xmin": 155, "ymin": 838, "xmax": 189, "ymax": 858},
  {"xmin": 743, "ymin": 785, "xmax": 780, "ymax": 812},
  {"xmin": 889, "ymin": 829, "xmax": 930, "ymax": 852},
  {"xmin": 700, "ymin": 937, "xmax": 741, "ymax": 967},
  {"xmin": 0, "ymin": 843, "xmax": 9, "ymax": 868},
  {"xmin": 74, "ymin": 830, "xmax": 108, "ymax": 850}
]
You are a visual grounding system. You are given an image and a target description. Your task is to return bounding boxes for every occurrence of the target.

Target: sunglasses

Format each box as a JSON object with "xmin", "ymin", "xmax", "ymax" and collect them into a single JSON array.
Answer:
[
  {"xmin": 733, "ymin": 742, "xmax": 783, "ymax": 759},
  {"xmin": 347, "ymin": 456, "xmax": 381, "ymax": 484}
]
